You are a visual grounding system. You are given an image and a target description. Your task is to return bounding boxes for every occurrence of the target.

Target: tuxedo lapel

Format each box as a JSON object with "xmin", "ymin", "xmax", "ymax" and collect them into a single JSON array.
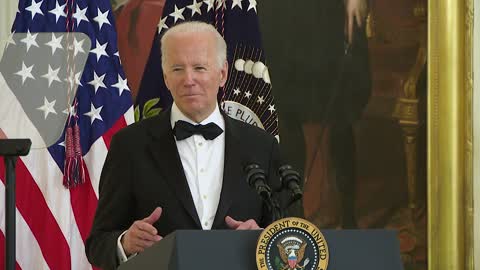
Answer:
[
  {"xmin": 212, "ymin": 116, "xmax": 244, "ymax": 228},
  {"xmin": 146, "ymin": 110, "xmax": 201, "ymax": 228}
]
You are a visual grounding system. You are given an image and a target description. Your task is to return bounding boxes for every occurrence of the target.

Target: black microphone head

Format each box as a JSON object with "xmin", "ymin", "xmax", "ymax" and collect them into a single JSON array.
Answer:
[
  {"xmin": 278, "ymin": 164, "xmax": 292, "ymax": 175},
  {"xmin": 278, "ymin": 164, "xmax": 303, "ymax": 202},
  {"xmin": 244, "ymin": 163, "xmax": 266, "ymax": 186},
  {"xmin": 244, "ymin": 163, "xmax": 260, "ymax": 172},
  {"xmin": 278, "ymin": 164, "xmax": 301, "ymax": 186},
  {"xmin": 244, "ymin": 163, "xmax": 271, "ymax": 199}
]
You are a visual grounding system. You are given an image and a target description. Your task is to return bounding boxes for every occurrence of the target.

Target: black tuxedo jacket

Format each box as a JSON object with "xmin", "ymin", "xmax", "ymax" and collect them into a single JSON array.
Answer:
[{"xmin": 85, "ymin": 109, "xmax": 282, "ymax": 270}]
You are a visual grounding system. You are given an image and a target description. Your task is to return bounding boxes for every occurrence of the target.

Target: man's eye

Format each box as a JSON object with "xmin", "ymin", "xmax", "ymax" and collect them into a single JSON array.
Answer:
[{"xmin": 195, "ymin": 66, "xmax": 206, "ymax": 71}]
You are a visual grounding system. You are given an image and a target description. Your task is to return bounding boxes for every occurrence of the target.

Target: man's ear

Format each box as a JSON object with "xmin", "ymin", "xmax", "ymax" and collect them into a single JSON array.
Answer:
[
  {"xmin": 163, "ymin": 73, "xmax": 171, "ymax": 92},
  {"xmin": 219, "ymin": 61, "xmax": 228, "ymax": 87}
]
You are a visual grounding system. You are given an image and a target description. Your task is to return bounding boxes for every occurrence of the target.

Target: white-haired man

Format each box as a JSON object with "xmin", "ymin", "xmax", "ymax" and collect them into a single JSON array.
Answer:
[{"xmin": 86, "ymin": 21, "xmax": 282, "ymax": 270}]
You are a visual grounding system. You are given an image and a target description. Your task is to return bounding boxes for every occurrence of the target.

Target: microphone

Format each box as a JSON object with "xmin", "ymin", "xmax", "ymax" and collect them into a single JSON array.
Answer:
[
  {"xmin": 244, "ymin": 163, "xmax": 271, "ymax": 200},
  {"xmin": 278, "ymin": 165, "xmax": 303, "ymax": 202}
]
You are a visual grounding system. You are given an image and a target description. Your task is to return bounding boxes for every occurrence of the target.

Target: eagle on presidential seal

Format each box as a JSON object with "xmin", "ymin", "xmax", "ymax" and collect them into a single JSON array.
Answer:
[{"xmin": 277, "ymin": 236, "xmax": 310, "ymax": 270}]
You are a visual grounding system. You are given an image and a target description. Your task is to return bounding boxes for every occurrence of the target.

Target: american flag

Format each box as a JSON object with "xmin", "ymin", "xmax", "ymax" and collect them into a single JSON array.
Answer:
[
  {"xmin": 0, "ymin": 0, "xmax": 133, "ymax": 269},
  {"xmin": 134, "ymin": 0, "xmax": 279, "ymax": 138}
]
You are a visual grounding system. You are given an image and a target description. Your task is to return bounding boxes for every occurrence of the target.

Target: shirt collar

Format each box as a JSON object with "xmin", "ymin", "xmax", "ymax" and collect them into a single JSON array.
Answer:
[{"xmin": 170, "ymin": 102, "xmax": 225, "ymax": 131}]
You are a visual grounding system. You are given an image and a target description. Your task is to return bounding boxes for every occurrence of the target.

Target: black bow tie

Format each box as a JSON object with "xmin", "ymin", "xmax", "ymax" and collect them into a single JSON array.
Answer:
[{"xmin": 173, "ymin": 120, "xmax": 223, "ymax": 140}]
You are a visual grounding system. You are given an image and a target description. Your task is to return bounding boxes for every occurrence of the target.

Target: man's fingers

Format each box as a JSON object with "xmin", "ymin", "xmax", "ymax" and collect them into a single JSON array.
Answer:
[
  {"xmin": 143, "ymin": 207, "xmax": 162, "ymax": 224},
  {"xmin": 135, "ymin": 238, "xmax": 161, "ymax": 250},
  {"xmin": 123, "ymin": 222, "xmax": 162, "ymax": 255},
  {"xmin": 348, "ymin": 15, "xmax": 354, "ymax": 44},
  {"xmin": 236, "ymin": 219, "xmax": 260, "ymax": 230},
  {"xmin": 225, "ymin": 216, "xmax": 242, "ymax": 229},
  {"xmin": 345, "ymin": 0, "xmax": 368, "ymax": 44},
  {"xmin": 356, "ymin": 9, "xmax": 363, "ymax": 28},
  {"xmin": 133, "ymin": 229, "xmax": 161, "ymax": 242},
  {"xmin": 226, "ymin": 217, "xmax": 260, "ymax": 230},
  {"xmin": 134, "ymin": 220, "xmax": 158, "ymax": 235}
]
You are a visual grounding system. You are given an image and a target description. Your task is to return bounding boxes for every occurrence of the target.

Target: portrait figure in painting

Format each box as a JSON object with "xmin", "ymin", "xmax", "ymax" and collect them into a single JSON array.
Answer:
[
  {"xmin": 257, "ymin": 0, "xmax": 371, "ymax": 228},
  {"xmin": 258, "ymin": 0, "xmax": 428, "ymax": 269}
]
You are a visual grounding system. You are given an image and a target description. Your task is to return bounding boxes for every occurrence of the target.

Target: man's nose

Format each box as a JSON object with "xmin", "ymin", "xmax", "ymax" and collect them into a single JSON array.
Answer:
[{"xmin": 183, "ymin": 69, "xmax": 195, "ymax": 85}]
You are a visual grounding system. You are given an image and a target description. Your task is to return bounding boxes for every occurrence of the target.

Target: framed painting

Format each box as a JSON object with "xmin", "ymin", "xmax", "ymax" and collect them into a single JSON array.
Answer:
[
  {"xmin": 474, "ymin": 0, "xmax": 480, "ymax": 267},
  {"xmin": 428, "ymin": 0, "xmax": 474, "ymax": 270},
  {"xmin": 258, "ymin": 0, "xmax": 429, "ymax": 269},
  {"xmin": 261, "ymin": 0, "xmax": 476, "ymax": 269}
]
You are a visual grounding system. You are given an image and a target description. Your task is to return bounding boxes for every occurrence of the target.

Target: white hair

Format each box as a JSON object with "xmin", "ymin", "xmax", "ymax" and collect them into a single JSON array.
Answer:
[{"xmin": 160, "ymin": 21, "xmax": 227, "ymax": 69}]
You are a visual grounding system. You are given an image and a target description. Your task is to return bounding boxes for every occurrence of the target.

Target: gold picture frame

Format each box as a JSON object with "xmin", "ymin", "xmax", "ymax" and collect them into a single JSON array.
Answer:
[{"xmin": 428, "ymin": 0, "xmax": 474, "ymax": 269}]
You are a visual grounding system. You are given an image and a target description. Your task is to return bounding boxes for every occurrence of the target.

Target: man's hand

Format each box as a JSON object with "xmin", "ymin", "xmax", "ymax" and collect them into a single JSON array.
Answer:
[
  {"xmin": 225, "ymin": 216, "xmax": 261, "ymax": 230},
  {"xmin": 121, "ymin": 207, "xmax": 163, "ymax": 256},
  {"xmin": 345, "ymin": 0, "xmax": 368, "ymax": 44}
]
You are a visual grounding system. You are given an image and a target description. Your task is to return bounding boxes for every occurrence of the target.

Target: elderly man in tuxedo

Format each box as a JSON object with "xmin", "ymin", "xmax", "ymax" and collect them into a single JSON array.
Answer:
[{"xmin": 86, "ymin": 21, "xmax": 282, "ymax": 270}]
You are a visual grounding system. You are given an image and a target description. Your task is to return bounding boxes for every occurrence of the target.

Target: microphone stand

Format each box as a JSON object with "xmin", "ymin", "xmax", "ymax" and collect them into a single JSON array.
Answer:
[
  {"xmin": 245, "ymin": 164, "xmax": 285, "ymax": 224},
  {"xmin": 262, "ymin": 193, "xmax": 284, "ymax": 224},
  {"xmin": 278, "ymin": 165, "xmax": 303, "ymax": 210},
  {"xmin": 0, "ymin": 139, "xmax": 32, "ymax": 270}
]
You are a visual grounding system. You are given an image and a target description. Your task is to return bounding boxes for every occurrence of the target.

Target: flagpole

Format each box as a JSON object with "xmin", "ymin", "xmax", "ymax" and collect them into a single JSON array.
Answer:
[
  {"xmin": 0, "ymin": 139, "xmax": 31, "ymax": 270},
  {"xmin": 4, "ymin": 156, "xmax": 16, "ymax": 270}
]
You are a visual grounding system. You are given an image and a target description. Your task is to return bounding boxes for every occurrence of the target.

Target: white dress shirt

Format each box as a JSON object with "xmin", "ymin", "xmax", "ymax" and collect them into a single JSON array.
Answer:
[
  {"xmin": 170, "ymin": 102, "xmax": 225, "ymax": 229},
  {"xmin": 117, "ymin": 102, "xmax": 225, "ymax": 262}
]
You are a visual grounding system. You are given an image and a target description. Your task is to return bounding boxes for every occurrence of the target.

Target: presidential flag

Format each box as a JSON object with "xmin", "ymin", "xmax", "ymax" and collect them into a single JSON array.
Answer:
[
  {"xmin": 134, "ymin": 0, "xmax": 279, "ymax": 138},
  {"xmin": 0, "ymin": 0, "xmax": 133, "ymax": 269}
]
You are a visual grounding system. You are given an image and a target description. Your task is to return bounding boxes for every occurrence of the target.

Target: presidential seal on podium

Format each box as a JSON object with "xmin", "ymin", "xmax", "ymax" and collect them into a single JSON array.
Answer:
[{"xmin": 256, "ymin": 217, "xmax": 329, "ymax": 270}]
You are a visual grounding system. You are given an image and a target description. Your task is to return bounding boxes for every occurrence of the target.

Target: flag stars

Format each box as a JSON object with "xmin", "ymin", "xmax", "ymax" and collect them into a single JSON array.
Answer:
[
  {"xmin": 88, "ymin": 71, "xmax": 107, "ymax": 93},
  {"xmin": 170, "ymin": 5, "xmax": 185, "ymax": 24},
  {"xmin": 26, "ymin": 0, "xmax": 44, "ymax": 19},
  {"xmin": 48, "ymin": 0, "xmax": 66, "ymax": 23},
  {"xmin": 187, "ymin": 0, "xmax": 203, "ymax": 16},
  {"xmin": 257, "ymin": 96, "xmax": 265, "ymax": 105},
  {"xmin": 37, "ymin": 97, "xmax": 57, "ymax": 119},
  {"xmin": 65, "ymin": 71, "xmax": 83, "ymax": 89},
  {"xmin": 84, "ymin": 103, "xmax": 104, "ymax": 124},
  {"xmin": 20, "ymin": 31, "xmax": 39, "ymax": 52},
  {"xmin": 247, "ymin": 0, "xmax": 257, "ymax": 12},
  {"xmin": 3, "ymin": 31, "xmax": 16, "ymax": 50},
  {"xmin": 72, "ymin": 37, "xmax": 85, "ymax": 56},
  {"xmin": 112, "ymin": 74, "xmax": 130, "ymax": 96},
  {"xmin": 157, "ymin": 16, "xmax": 169, "ymax": 33},
  {"xmin": 233, "ymin": 88, "xmax": 240, "ymax": 95},
  {"xmin": 93, "ymin": 8, "xmax": 111, "ymax": 30},
  {"xmin": 90, "ymin": 39, "xmax": 109, "ymax": 62},
  {"xmin": 73, "ymin": 4, "xmax": 89, "ymax": 26},
  {"xmin": 114, "ymin": 51, "xmax": 122, "ymax": 64},
  {"xmin": 62, "ymin": 104, "xmax": 76, "ymax": 117},
  {"xmin": 42, "ymin": 65, "xmax": 61, "ymax": 87},
  {"xmin": 268, "ymin": 104, "xmax": 275, "ymax": 114},
  {"xmin": 231, "ymin": 0, "xmax": 242, "ymax": 10},
  {"xmin": 204, "ymin": 0, "xmax": 214, "ymax": 12},
  {"xmin": 45, "ymin": 33, "xmax": 63, "ymax": 55},
  {"xmin": 15, "ymin": 62, "xmax": 35, "ymax": 84},
  {"xmin": 244, "ymin": 91, "xmax": 252, "ymax": 99},
  {"xmin": 215, "ymin": 0, "xmax": 225, "ymax": 10}
]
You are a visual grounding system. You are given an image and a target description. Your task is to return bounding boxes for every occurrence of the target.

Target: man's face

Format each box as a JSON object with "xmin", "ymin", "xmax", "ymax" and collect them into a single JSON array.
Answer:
[{"xmin": 163, "ymin": 31, "xmax": 228, "ymax": 122}]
